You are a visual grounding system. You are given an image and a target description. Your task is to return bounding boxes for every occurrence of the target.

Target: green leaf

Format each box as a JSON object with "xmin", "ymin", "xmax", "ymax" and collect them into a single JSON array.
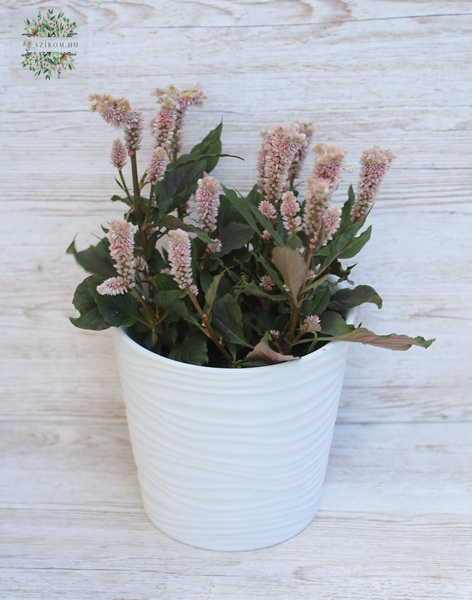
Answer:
[
  {"xmin": 204, "ymin": 272, "xmax": 226, "ymax": 317},
  {"xmin": 152, "ymin": 273, "xmax": 179, "ymax": 291},
  {"xmin": 70, "ymin": 276, "xmax": 110, "ymax": 330},
  {"xmin": 248, "ymin": 203, "xmax": 284, "ymax": 246},
  {"xmin": 154, "ymin": 289, "xmax": 186, "ymax": 308},
  {"xmin": 67, "ymin": 238, "xmax": 115, "ymax": 278},
  {"xmin": 222, "ymin": 186, "xmax": 259, "ymax": 232},
  {"xmin": 241, "ymin": 281, "xmax": 286, "ymax": 301},
  {"xmin": 154, "ymin": 289, "xmax": 188, "ymax": 318},
  {"xmin": 327, "ymin": 327, "xmax": 435, "ymax": 351},
  {"xmin": 211, "ymin": 294, "xmax": 252, "ymax": 348},
  {"xmin": 338, "ymin": 226, "xmax": 372, "ymax": 259},
  {"xmin": 92, "ymin": 289, "xmax": 139, "ymax": 327},
  {"xmin": 218, "ymin": 222, "xmax": 254, "ymax": 257},
  {"xmin": 189, "ymin": 122, "xmax": 223, "ymax": 173},
  {"xmin": 338, "ymin": 185, "xmax": 356, "ymax": 233},
  {"xmin": 315, "ymin": 218, "xmax": 366, "ymax": 274},
  {"xmin": 167, "ymin": 152, "xmax": 241, "ymax": 172},
  {"xmin": 320, "ymin": 311, "xmax": 355, "ymax": 336},
  {"xmin": 246, "ymin": 334, "xmax": 298, "ymax": 365},
  {"xmin": 272, "ymin": 246, "xmax": 308, "ymax": 306},
  {"xmin": 160, "ymin": 214, "xmax": 213, "ymax": 244},
  {"xmin": 111, "ymin": 192, "xmax": 131, "ymax": 206},
  {"xmin": 329, "ymin": 285, "xmax": 382, "ymax": 311},
  {"xmin": 168, "ymin": 333, "xmax": 209, "ymax": 366},
  {"xmin": 301, "ymin": 286, "xmax": 332, "ymax": 317},
  {"xmin": 154, "ymin": 158, "xmax": 206, "ymax": 213}
]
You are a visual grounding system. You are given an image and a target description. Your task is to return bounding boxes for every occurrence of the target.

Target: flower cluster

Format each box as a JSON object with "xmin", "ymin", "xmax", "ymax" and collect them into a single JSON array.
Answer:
[
  {"xmin": 97, "ymin": 220, "xmax": 138, "ymax": 296},
  {"xmin": 70, "ymin": 85, "xmax": 433, "ymax": 368},
  {"xmin": 152, "ymin": 84, "xmax": 206, "ymax": 159},
  {"xmin": 168, "ymin": 229, "xmax": 194, "ymax": 291},
  {"xmin": 195, "ymin": 177, "xmax": 220, "ymax": 233},
  {"xmin": 257, "ymin": 123, "xmax": 308, "ymax": 206},
  {"xmin": 350, "ymin": 145, "xmax": 397, "ymax": 222}
]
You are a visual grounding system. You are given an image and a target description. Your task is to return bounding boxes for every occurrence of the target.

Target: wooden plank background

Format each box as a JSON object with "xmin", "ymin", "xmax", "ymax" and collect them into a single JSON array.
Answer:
[{"xmin": 1, "ymin": 1, "xmax": 471, "ymax": 598}]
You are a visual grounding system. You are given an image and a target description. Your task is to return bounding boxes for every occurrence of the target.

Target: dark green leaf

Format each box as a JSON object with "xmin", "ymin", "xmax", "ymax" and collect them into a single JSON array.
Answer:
[
  {"xmin": 211, "ymin": 294, "xmax": 252, "ymax": 347},
  {"xmin": 218, "ymin": 222, "xmax": 254, "ymax": 257},
  {"xmin": 338, "ymin": 226, "xmax": 372, "ymax": 259},
  {"xmin": 241, "ymin": 281, "xmax": 286, "ymax": 300},
  {"xmin": 152, "ymin": 273, "xmax": 179, "ymax": 291},
  {"xmin": 320, "ymin": 311, "xmax": 355, "ymax": 336},
  {"xmin": 248, "ymin": 203, "xmax": 284, "ymax": 246},
  {"xmin": 111, "ymin": 192, "xmax": 131, "ymax": 206},
  {"xmin": 222, "ymin": 186, "xmax": 259, "ymax": 232},
  {"xmin": 70, "ymin": 276, "xmax": 110, "ymax": 330},
  {"xmin": 338, "ymin": 185, "xmax": 356, "ymax": 233},
  {"xmin": 204, "ymin": 272, "xmax": 225, "ymax": 316},
  {"xmin": 154, "ymin": 158, "xmax": 206, "ymax": 213},
  {"xmin": 168, "ymin": 333, "xmax": 209, "ymax": 366},
  {"xmin": 189, "ymin": 122, "xmax": 223, "ymax": 173},
  {"xmin": 160, "ymin": 214, "xmax": 213, "ymax": 244},
  {"xmin": 92, "ymin": 289, "xmax": 139, "ymax": 327},
  {"xmin": 315, "ymin": 219, "xmax": 366, "ymax": 274},
  {"xmin": 67, "ymin": 238, "xmax": 115, "ymax": 278},
  {"xmin": 301, "ymin": 286, "xmax": 332, "ymax": 317},
  {"xmin": 329, "ymin": 285, "xmax": 382, "ymax": 311},
  {"xmin": 155, "ymin": 289, "xmax": 188, "ymax": 318}
]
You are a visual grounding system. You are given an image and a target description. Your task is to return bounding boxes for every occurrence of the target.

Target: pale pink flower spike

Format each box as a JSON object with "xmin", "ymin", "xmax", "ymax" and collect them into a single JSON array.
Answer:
[
  {"xmin": 351, "ymin": 145, "xmax": 396, "ymax": 223},
  {"xmin": 96, "ymin": 276, "xmax": 129, "ymax": 296},
  {"xmin": 280, "ymin": 191, "xmax": 302, "ymax": 236},
  {"xmin": 151, "ymin": 94, "xmax": 178, "ymax": 149},
  {"xmin": 258, "ymin": 200, "xmax": 277, "ymax": 221},
  {"xmin": 89, "ymin": 94, "xmax": 132, "ymax": 128},
  {"xmin": 110, "ymin": 138, "xmax": 127, "ymax": 170},
  {"xmin": 312, "ymin": 142, "xmax": 348, "ymax": 196},
  {"xmin": 322, "ymin": 205, "xmax": 342, "ymax": 245},
  {"xmin": 168, "ymin": 229, "xmax": 194, "ymax": 290},
  {"xmin": 288, "ymin": 122, "xmax": 315, "ymax": 183},
  {"xmin": 124, "ymin": 111, "xmax": 144, "ymax": 156},
  {"xmin": 302, "ymin": 178, "xmax": 330, "ymax": 249},
  {"xmin": 195, "ymin": 176, "xmax": 220, "ymax": 233},
  {"xmin": 97, "ymin": 220, "xmax": 138, "ymax": 296},
  {"xmin": 257, "ymin": 123, "xmax": 307, "ymax": 206},
  {"xmin": 146, "ymin": 147, "xmax": 167, "ymax": 184}
]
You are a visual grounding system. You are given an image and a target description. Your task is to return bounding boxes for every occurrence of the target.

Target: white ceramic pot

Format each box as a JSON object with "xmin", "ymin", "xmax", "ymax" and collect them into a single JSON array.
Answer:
[{"xmin": 114, "ymin": 327, "xmax": 351, "ymax": 551}]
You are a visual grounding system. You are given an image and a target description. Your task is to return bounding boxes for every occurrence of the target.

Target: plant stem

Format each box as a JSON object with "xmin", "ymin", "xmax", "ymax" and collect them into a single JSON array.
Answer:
[
  {"xmin": 131, "ymin": 154, "xmax": 141, "ymax": 205},
  {"xmin": 130, "ymin": 153, "xmax": 149, "ymax": 255},
  {"xmin": 118, "ymin": 170, "xmax": 132, "ymax": 200},
  {"xmin": 187, "ymin": 288, "xmax": 234, "ymax": 365},
  {"xmin": 282, "ymin": 298, "xmax": 300, "ymax": 354},
  {"xmin": 131, "ymin": 288, "xmax": 160, "ymax": 330}
]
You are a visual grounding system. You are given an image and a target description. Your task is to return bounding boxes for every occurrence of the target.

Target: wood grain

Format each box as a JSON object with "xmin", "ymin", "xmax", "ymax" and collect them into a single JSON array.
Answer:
[{"xmin": 1, "ymin": 0, "xmax": 471, "ymax": 598}]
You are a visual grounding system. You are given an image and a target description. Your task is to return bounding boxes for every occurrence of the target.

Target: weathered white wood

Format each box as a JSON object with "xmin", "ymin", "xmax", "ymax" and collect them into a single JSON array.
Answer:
[{"xmin": 1, "ymin": 0, "xmax": 472, "ymax": 598}]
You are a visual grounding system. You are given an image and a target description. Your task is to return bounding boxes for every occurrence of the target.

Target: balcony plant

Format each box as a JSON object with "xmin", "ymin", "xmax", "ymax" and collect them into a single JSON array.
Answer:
[{"xmin": 68, "ymin": 85, "xmax": 434, "ymax": 550}]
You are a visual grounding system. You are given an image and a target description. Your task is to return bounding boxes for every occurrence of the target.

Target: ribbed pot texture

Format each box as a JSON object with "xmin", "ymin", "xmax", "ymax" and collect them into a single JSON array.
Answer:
[{"xmin": 114, "ymin": 327, "xmax": 350, "ymax": 551}]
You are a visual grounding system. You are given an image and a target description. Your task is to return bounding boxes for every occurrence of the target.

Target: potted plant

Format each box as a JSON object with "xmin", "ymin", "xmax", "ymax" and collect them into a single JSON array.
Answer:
[{"xmin": 69, "ymin": 84, "xmax": 434, "ymax": 551}]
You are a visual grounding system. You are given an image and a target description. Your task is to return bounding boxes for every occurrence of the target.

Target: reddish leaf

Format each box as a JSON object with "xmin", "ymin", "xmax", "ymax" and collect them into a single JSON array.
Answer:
[
  {"xmin": 246, "ymin": 338, "xmax": 299, "ymax": 365},
  {"xmin": 333, "ymin": 327, "xmax": 435, "ymax": 350},
  {"xmin": 272, "ymin": 246, "xmax": 308, "ymax": 305}
]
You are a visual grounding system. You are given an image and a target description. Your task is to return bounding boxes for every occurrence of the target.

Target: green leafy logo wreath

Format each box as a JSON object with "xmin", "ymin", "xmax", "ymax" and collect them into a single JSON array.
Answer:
[{"xmin": 21, "ymin": 9, "xmax": 78, "ymax": 79}]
